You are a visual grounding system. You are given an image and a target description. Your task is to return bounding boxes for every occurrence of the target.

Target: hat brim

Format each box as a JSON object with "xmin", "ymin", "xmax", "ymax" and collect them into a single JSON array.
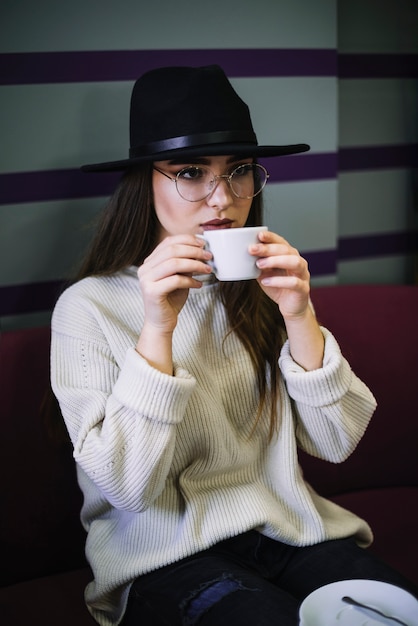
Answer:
[{"xmin": 81, "ymin": 143, "xmax": 310, "ymax": 172}]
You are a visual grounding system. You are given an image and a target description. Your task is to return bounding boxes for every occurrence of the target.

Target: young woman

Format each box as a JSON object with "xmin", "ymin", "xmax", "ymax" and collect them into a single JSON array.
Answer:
[{"xmin": 50, "ymin": 65, "xmax": 415, "ymax": 626}]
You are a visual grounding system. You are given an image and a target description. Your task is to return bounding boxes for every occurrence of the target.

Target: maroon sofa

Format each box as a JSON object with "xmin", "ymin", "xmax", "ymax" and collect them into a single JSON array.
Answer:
[{"xmin": 1, "ymin": 284, "xmax": 417, "ymax": 625}]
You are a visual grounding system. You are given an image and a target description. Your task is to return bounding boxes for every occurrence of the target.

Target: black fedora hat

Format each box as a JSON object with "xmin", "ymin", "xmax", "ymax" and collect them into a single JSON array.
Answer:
[{"xmin": 81, "ymin": 64, "xmax": 310, "ymax": 172}]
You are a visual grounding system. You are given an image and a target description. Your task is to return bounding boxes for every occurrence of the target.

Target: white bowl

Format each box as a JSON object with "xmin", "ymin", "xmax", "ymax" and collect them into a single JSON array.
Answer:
[{"xmin": 299, "ymin": 579, "xmax": 418, "ymax": 625}]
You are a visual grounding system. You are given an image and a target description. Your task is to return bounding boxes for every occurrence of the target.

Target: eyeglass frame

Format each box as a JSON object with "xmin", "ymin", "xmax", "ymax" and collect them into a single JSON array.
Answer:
[{"xmin": 153, "ymin": 162, "xmax": 269, "ymax": 202}]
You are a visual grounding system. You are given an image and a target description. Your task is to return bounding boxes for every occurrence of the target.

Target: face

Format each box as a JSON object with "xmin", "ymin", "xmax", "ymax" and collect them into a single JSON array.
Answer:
[{"xmin": 152, "ymin": 155, "xmax": 254, "ymax": 242}]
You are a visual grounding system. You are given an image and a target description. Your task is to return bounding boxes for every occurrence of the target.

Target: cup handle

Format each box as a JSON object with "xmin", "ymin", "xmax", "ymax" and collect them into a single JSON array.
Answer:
[{"xmin": 195, "ymin": 235, "xmax": 215, "ymax": 274}]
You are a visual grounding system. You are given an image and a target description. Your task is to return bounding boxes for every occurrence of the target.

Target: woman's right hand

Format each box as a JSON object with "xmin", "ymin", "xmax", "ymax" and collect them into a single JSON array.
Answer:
[
  {"xmin": 136, "ymin": 235, "xmax": 212, "ymax": 373},
  {"xmin": 138, "ymin": 234, "xmax": 212, "ymax": 332}
]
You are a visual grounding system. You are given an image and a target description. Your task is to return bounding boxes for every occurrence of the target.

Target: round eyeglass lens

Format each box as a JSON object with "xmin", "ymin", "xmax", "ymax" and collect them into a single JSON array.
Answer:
[
  {"xmin": 175, "ymin": 167, "xmax": 210, "ymax": 201},
  {"xmin": 230, "ymin": 163, "xmax": 268, "ymax": 199}
]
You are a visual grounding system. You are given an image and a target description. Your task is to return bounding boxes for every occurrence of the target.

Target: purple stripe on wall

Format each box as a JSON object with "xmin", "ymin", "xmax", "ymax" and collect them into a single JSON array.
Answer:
[
  {"xmin": 0, "ymin": 169, "xmax": 122, "ymax": 205},
  {"xmin": 1, "ymin": 231, "xmax": 416, "ymax": 316},
  {"xmin": 339, "ymin": 231, "xmax": 417, "ymax": 261},
  {"xmin": 262, "ymin": 153, "xmax": 338, "ymax": 183},
  {"xmin": 0, "ymin": 280, "xmax": 66, "ymax": 317},
  {"xmin": 2, "ymin": 143, "xmax": 415, "ymax": 206},
  {"xmin": 304, "ymin": 249, "xmax": 337, "ymax": 277},
  {"xmin": 0, "ymin": 49, "xmax": 337, "ymax": 85},
  {"xmin": 0, "ymin": 253, "xmax": 337, "ymax": 316},
  {"xmin": 339, "ymin": 144, "xmax": 418, "ymax": 172},
  {"xmin": 339, "ymin": 54, "xmax": 418, "ymax": 79},
  {"xmin": 2, "ymin": 49, "xmax": 415, "ymax": 86},
  {"xmin": 0, "ymin": 153, "xmax": 336, "ymax": 205}
]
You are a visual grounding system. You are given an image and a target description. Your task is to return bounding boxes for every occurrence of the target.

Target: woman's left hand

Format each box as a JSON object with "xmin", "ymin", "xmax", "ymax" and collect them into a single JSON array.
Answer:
[{"xmin": 249, "ymin": 230, "xmax": 311, "ymax": 321}]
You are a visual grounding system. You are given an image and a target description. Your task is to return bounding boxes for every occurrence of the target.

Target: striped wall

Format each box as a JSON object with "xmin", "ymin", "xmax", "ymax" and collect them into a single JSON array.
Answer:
[
  {"xmin": 0, "ymin": 0, "xmax": 416, "ymax": 331},
  {"xmin": 337, "ymin": 0, "xmax": 418, "ymax": 284}
]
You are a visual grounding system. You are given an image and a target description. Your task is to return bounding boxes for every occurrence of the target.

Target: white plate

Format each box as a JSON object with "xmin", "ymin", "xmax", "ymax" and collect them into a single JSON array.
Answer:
[{"xmin": 299, "ymin": 579, "xmax": 418, "ymax": 626}]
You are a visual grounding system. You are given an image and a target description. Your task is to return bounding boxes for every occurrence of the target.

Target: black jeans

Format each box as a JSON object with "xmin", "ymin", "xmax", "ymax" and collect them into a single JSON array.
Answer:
[{"xmin": 121, "ymin": 531, "xmax": 417, "ymax": 625}]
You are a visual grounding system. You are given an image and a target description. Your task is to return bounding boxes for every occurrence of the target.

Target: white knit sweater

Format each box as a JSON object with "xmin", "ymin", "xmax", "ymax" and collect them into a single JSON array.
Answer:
[{"xmin": 51, "ymin": 266, "xmax": 376, "ymax": 625}]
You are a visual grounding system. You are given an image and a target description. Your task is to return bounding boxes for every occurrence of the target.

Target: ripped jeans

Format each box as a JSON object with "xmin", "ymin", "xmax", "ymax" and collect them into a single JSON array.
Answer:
[{"xmin": 121, "ymin": 531, "xmax": 416, "ymax": 626}]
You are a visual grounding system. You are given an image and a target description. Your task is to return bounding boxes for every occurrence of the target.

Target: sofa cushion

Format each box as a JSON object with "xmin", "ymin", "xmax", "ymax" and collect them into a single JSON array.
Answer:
[
  {"xmin": 0, "ymin": 327, "xmax": 87, "ymax": 586},
  {"xmin": 332, "ymin": 486, "xmax": 418, "ymax": 588},
  {"xmin": 299, "ymin": 285, "xmax": 418, "ymax": 589},
  {"xmin": 301, "ymin": 285, "xmax": 418, "ymax": 495},
  {"xmin": 0, "ymin": 567, "xmax": 95, "ymax": 626}
]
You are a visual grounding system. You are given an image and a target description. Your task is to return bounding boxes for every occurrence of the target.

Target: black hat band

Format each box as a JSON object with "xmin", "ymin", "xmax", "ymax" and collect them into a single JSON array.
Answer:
[{"xmin": 129, "ymin": 130, "xmax": 258, "ymax": 158}]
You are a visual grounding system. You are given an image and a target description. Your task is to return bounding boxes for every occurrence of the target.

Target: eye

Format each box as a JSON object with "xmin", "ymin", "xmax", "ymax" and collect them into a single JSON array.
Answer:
[
  {"xmin": 178, "ymin": 166, "xmax": 206, "ymax": 181},
  {"xmin": 232, "ymin": 163, "xmax": 254, "ymax": 178}
]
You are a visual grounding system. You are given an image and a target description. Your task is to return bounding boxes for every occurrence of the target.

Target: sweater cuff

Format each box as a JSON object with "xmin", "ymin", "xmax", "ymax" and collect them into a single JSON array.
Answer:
[
  {"xmin": 113, "ymin": 347, "xmax": 196, "ymax": 425},
  {"xmin": 279, "ymin": 327, "xmax": 353, "ymax": 407}
]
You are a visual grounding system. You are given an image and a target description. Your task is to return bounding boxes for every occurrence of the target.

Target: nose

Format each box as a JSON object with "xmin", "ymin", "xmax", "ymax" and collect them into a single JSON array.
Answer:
[{"xmin": 206, "ymin": 175, "xmax": 234, "ymax": 210}]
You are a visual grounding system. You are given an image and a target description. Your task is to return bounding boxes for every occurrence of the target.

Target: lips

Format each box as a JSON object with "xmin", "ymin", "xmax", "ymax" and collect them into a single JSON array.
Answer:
[{"xmin": 201, "ymin": 219, "xmax": 233, "ymax": 231}]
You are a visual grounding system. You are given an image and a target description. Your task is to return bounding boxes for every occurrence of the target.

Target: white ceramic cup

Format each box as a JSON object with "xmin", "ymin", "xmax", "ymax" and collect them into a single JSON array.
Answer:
[{"xmin": 197, "ymin": 226, "xmax": 268, "ymax": 281}]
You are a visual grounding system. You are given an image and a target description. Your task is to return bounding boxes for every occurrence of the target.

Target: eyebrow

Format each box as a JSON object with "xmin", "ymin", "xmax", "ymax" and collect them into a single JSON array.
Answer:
[{"xmin": 166, "ymin": 155, "xmax": 252, "ymax": 166}]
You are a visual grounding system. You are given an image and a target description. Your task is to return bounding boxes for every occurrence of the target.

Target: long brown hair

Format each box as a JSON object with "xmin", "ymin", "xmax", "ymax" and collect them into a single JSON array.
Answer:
[{"xmin": 50, "ymin": 163, "xmax": 286, "ymax": 440}]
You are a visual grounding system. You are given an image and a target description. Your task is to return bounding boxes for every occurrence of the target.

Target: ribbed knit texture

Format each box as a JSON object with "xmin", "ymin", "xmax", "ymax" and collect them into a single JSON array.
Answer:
[{"xmin": 51, "ymin": 266, "xmax": 376, "ymax": 625}]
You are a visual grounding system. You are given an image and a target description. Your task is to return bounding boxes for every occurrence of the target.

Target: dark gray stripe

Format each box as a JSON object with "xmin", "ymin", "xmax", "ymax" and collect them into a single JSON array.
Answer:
[
  {"xmin": 339, "ymin": 53, "xmax": 418, "ymax": 79},
  {"xmin": 339, "ymin": 144, "xmax": 418, "ymax": 171}
]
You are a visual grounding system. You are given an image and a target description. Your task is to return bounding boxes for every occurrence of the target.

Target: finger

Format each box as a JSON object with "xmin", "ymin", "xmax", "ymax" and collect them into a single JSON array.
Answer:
[
  {"xmin": 249, "ymin": 241, "xmax": 297, "ymax": 259},
  {"xmin": 142, "ymin": 272, "xmax": 207, "ymax": 296},
  {"xmin": 161, "ymin": 234, "xmax": 208, "ymax": 251},
  {"xmin": 141, "ymin": 242, "xmax": 211, "ymax": 276},
  {"xmin": 259, "ymin": 274, "xmax": 310, "ymax": 292},
  {"xmin": 257, "ymin": 253, "xmax": 307, "ymax": 271},
  {"xmin": 257, "ymin": 230, "xmax": 287, "ymax": 245},
  {"xmin": 140, "ymin": 256, "xmax": 212, "ymax": 283}
]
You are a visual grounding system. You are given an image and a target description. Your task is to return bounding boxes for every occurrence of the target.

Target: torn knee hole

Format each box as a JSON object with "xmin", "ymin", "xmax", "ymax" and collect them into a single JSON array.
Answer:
[{"xmin": 180, "ymin": 573, "xmax": 254, "ymax": 625}]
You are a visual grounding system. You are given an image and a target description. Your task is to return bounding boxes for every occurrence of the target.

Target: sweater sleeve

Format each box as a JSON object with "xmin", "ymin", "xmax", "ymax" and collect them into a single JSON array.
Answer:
[
  {"xmin": 279, "ymin": 327, "xmax": 377, "ymax": 462},
  {"xmin": 51, "ymin": 325, "xmax": 196, "ymax": 513}
]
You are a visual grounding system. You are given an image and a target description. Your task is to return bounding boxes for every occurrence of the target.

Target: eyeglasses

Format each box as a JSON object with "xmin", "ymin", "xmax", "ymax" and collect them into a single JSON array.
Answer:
[{"xmin": 153, "ymin": 163, "xmax": 269, "ymax": 202}]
